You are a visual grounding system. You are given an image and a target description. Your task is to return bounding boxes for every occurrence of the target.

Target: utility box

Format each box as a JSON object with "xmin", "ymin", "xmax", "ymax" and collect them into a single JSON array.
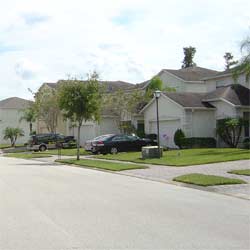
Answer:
[{"xmin": 141, "ymin": 146, "xmax": 163, "ymax": 159}]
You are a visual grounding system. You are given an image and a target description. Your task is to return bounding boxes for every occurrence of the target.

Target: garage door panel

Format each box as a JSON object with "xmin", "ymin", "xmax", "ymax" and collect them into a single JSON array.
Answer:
[
  {"xmin": 73, "ymin": 125, "xmax": 95, "ymax": 146},
  {"xmin": 149, "ymin": 120, "xmax": 181, "ymax": 148}
]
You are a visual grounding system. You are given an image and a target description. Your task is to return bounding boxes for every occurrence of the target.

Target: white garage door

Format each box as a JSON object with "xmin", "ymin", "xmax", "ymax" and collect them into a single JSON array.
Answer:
[
  {"xmin": 73, "ymin": 125, "xmax": 95, "ymax": 146},
  {"xmin": 149, "ymin": 119, "xmax": 181, "ymax": 148}
]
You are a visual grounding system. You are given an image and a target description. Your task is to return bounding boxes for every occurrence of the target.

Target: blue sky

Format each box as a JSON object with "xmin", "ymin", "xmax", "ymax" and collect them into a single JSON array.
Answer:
[{"xmin": 0, "ymin": 0, "xmax": 250, "ymax": 100}]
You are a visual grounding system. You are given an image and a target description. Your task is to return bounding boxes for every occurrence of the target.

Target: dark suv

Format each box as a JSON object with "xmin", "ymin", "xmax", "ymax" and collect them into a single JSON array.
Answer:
[{"xmin": 27, "ymin": 133, "xmax": 76, "ymax": 151}]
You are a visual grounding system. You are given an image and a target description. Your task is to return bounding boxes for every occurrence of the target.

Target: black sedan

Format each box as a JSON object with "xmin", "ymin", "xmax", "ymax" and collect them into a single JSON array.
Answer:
[{"xmin": 91, "ymin": 134, "xmax": 155, "ymax": 154}]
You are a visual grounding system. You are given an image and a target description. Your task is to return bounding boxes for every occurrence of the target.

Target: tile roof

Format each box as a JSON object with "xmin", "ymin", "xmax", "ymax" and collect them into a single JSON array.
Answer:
[
  {"xmin": 137, "ymin": 66, "xmax": 219, "ymax": 89},
  {"xmin": 203, "ymin": 84, "xmax": 250, "ymax": 106},
  {"xmin": 0, "ymin": 97, "xmax": 33, "ymax": 109},
  {"xmin": 45, "ymin": 80, "xmax": 134, "ymax": 93},
  {"xmin": 163, "ymin": 66, "xmax": 219, "ymax": 81},
  {"xmin": 162, "ymin": 84, "xmax": 250, "ymax": 109},
  {"xmin": 163, "ymin": 92, "xmax": 214, "ymax": 108}
]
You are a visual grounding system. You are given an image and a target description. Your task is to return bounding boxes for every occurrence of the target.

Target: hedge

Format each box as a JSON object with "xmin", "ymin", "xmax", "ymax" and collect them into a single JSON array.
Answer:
[{"xmin": 181, "ymin": 137, "xmax": 216, "ymax": 148}]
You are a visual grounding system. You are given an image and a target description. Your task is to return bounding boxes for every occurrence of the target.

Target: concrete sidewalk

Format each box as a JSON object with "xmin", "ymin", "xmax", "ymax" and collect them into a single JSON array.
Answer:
[{"xmin": 80, "ymin": 156, "xmax": 250, "ymax": 200}]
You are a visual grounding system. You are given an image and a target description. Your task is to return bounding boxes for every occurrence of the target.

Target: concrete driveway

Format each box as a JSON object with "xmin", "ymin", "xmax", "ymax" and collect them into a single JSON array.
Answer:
[{"xmin": 0, "ymin": 156, "xmax": 250, "ymax": 250}]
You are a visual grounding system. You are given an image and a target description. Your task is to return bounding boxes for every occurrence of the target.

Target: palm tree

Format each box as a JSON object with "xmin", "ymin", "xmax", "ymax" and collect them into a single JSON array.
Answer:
[
  {"xmin": 3, "ymin": 127, "xmax": 24, "ymax": 147},
  {"xmin": 233, "ymin": 37, "xmax": 250, "ymax": 82},
  {"xmin": 19, "ymin": 105, "xmax": 37, "ymax": 135}
]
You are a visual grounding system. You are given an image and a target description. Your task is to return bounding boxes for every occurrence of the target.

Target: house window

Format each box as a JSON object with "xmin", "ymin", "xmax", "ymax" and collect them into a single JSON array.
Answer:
[{"xmin": 243, "ymin": 112, "xmax": 250, "ymax": 137}]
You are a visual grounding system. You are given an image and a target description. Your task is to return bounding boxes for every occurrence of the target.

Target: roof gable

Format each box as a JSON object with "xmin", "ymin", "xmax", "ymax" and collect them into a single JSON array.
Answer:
[{"xmin": 203, "ymin": 84, "xmax": 250, "ymax": 106}]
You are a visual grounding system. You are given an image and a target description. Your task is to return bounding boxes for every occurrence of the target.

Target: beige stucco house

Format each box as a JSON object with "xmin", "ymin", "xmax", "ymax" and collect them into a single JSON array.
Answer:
[
  {"xmin": 141, "ymin": 68, "xmax": 250, "ymax": 148},
  {"xmin": 0, "ymin": 97, "xmax": 35, "ymax": 145},
  {"xmin": 34, "ymin": 66, "xmax": 249, "ymax": 148}
]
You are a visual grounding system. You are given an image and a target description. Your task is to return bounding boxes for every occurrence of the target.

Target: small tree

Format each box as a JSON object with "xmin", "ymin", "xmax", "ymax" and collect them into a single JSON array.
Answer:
[
  {"xmin": 174, "ymin": 129, "xmax": 185, "ymax": 149},
  {"xmin": 3, "ymin": 127, "xmax": 24, "ymax": 147},
  {"xmin": 224, "ymin": 52, "xmax": 238, "ymax": 70},
  {"xmin": 145, "ymin": 77, "xmax": 175, "ymax": 99},
  {"xmin": 217, "ymin": 118, "xmax": 248, "ymax": 148},
  {"xmin": 34, "ymin": 86, "xmax": 60, "ymax": 133},
  {"xmin": 182, "ymin": 46, "xmax": 197, "ymax": 68},
  {"xmin": 58, "ymin": 74, "xmax": 101, "ymax": 160},
  {"xmin": 145, "ymin": 77, "xmax": 163, "ymax": 99},
  {"xmin": 19, "ymin": 104, "xmax": 37, "ymax": 135}
]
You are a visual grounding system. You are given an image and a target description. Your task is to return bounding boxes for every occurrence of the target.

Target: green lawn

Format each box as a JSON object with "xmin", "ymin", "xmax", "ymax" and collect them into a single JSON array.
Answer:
[
  {"xmin": 37, "ymin": 148, "xmax": 90, "ymax": 156},
  {"xmin": 228, "ymin": 169, "xmax": 250, "ymax": 176},
  {"xmin": 95, "ymin": 148, "xmax": 250, "ymax": 166},
  {"xmin": 5, "ymin": 152, "xmax": 52, "ymax": 159},
  {"xmin": 173, "ymin": 173, "xmax": 246, "ymax": 186},
  {"xmin": 56, "ymin": 158, "xmax": 147, "ymax": 171}
]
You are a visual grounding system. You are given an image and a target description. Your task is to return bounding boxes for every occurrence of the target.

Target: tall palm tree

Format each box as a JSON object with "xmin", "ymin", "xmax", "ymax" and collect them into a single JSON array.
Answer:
[
  {"xmin": 233, "ymin": 37, "xmax": 250, "ymax": 82},
  {"xmin": 19, "ymin": 105, "xmax": 37, "ymax": 135}
]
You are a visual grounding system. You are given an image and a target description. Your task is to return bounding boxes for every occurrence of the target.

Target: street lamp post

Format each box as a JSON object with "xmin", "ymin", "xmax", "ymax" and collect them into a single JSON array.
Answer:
[{"xmin": 154, "ymin": 90, "xmax": 161, "ymax": 158}]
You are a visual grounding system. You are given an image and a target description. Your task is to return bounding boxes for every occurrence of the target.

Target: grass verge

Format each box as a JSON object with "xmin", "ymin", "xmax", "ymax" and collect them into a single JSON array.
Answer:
[
  {"xmin": 95, "ymin": 148, "xmax": 250, "ymax": 166},
  {"xmin": 56, "ymin": 158, "xmax": 147, "ymax": 171},
  {"xmin": 5, "ymin": 153, "xmax": 52, "ymax": 159},
  {"xmin": 228, "ymin": 169, "xmax": 250, "ymax": 176},
  {"xmin": 173, "ymin": 173, "xmax": 246, "ymax": 186}
]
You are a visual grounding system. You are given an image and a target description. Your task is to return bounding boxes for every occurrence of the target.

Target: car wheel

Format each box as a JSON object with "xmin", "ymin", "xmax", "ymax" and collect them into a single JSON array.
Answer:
[
  {"xmin": 39, "ymin": 145, "xmax": 47, "ymax": 152},
  {"xmin": 110, "ymin": 147, "xmax": 118, "ymax": 154}
]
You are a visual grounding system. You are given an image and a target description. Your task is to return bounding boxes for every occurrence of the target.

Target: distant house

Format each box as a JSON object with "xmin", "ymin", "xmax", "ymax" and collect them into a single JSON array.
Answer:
[
  {"xmin": 36, "ymin": 80, "xmax": 139, "ymax": 146},
  {"xmin": 0, "ymin": 97, "xmax": 34, "ymax": 144}
]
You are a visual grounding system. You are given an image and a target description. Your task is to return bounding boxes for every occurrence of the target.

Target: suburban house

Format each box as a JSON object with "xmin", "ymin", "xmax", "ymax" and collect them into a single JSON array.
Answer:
[
  {"xmin": 0, "ymin": 97, "xmax": 35, "ymax": 145},
  {"xmin": 33, "ymin": 66, "xmax": 250, "ymax": 148},
  {"xmin": 141, "ymin": 68, "xmax": 250, "ymax": 148}
]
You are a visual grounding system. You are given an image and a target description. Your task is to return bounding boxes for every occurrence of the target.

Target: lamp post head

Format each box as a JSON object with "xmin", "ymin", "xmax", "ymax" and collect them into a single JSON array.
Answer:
[{"xmin": 154, "ymin": 90, "xmax": 161, "ymax": 99}]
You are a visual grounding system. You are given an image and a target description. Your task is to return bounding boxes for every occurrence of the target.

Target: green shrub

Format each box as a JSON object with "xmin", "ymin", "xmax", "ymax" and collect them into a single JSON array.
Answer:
[
  {"xmin": 216, "ymin": 118, "xmax": 248, "ymax": 148},
  {"xmin": 174, "ymin": 129, "xmax": 186, "ymax": 149},
  {"xmin": 181, "ymin": 137, "xmax": 216, "ymax": 148}
]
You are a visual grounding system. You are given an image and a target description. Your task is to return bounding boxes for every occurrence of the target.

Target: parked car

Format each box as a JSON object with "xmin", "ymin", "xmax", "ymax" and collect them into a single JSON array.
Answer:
[
  {"xmin": 27, "ymin": 133, "xmax": 76, "ymax": 151},
  {"xmin": 84, "ymin": 134, "xmax": 114, "ymax": 152},
  {"xmin": 91, "ymin": 134, "xmax": 156, "ymax": 154}
]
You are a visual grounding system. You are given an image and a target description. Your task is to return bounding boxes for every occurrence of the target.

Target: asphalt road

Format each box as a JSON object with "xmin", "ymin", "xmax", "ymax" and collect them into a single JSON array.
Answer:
[{"xmin": 0, "ymin": 156, "xmax": 249, "ymax": 250}]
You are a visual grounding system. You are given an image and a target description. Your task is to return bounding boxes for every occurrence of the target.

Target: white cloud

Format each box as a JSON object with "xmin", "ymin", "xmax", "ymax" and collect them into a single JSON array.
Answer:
[{"xmin": 0, "ymin": 0, "xmax": 250, "ymax": 100}]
